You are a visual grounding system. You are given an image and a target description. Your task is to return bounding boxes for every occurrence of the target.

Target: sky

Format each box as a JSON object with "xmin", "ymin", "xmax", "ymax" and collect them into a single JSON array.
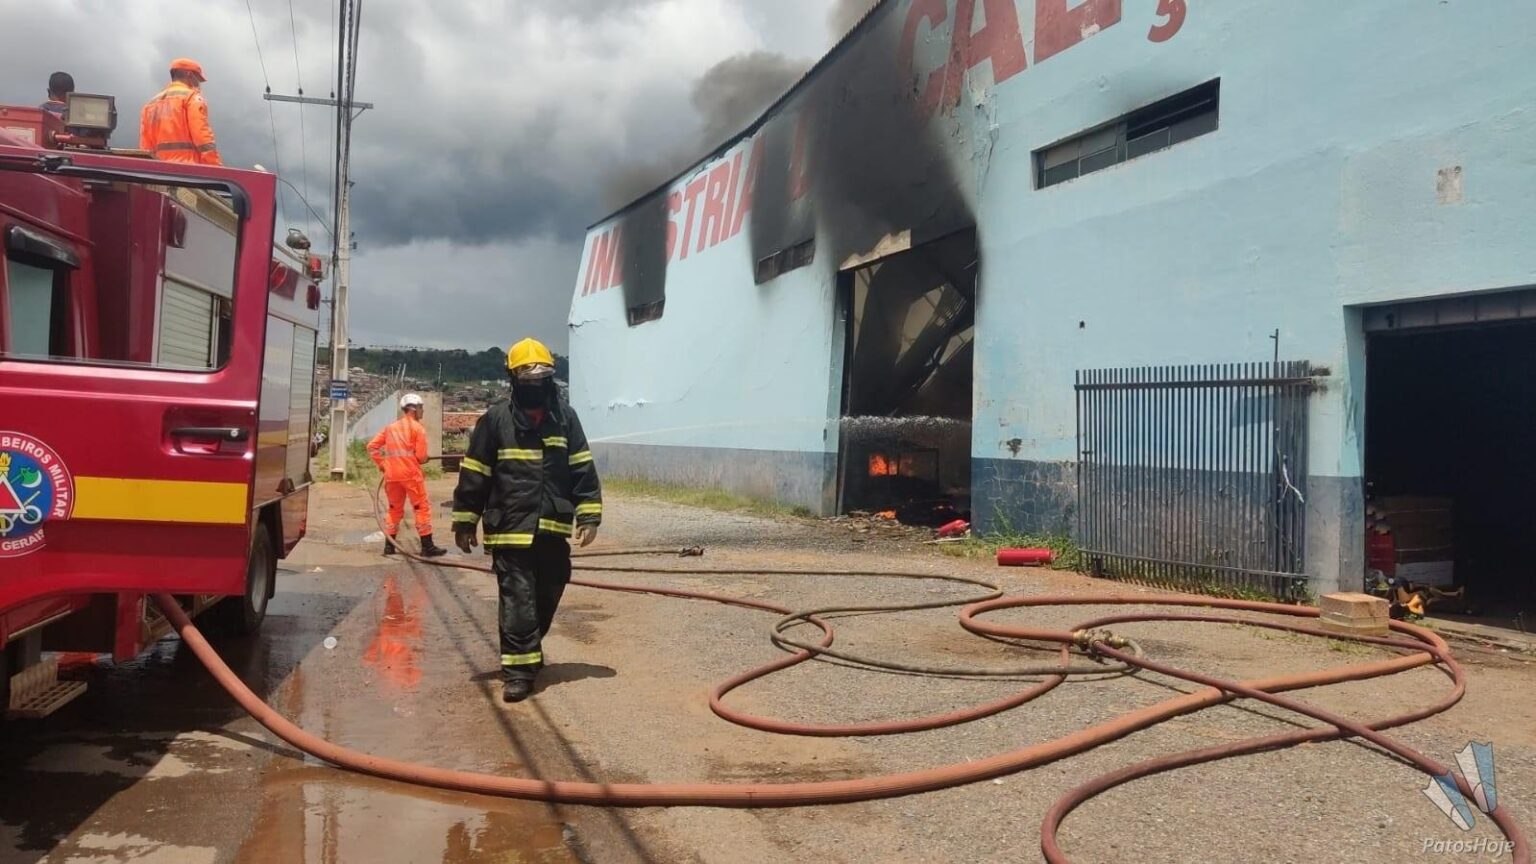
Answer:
[{"xmin": 0, "ymin": 0, "xmax": 879, "ymax": 353}]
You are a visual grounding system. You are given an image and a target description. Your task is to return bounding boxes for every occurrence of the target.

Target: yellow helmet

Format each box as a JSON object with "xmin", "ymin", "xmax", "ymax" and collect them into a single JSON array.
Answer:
[{"xmin": 506, "ymin": 337, "xmax": 556, "ymax": 380}]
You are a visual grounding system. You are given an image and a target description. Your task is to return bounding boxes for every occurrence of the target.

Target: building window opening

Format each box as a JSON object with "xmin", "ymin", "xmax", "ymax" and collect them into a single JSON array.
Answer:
[
  {"xmin": 836, "ymin": 228, "xmax": 976, "ymax": 526},
  {"xmin": 627, "ymin": 299, "xmax": 664, "ymax": 326},
  {"xmin": 1037, "ymin": 79, "xmax": 1220, "ymax": 188},
  {"xmin": 1364, "ymin": 313, "xmax": 1536, "ymax": 630},
  {"xmin": 755, "ymin": 238, "xmax": 816, "ymax": 285}
]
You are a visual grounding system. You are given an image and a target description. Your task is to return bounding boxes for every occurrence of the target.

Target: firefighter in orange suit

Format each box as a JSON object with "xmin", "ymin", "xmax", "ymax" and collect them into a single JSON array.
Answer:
[
  {"xmin": 369, "ymin": 393, "xmax": 448, "ymax": 557},
  {"xmin": 139, "ymin": 58, "xmax": 222, "ymax": 165}
]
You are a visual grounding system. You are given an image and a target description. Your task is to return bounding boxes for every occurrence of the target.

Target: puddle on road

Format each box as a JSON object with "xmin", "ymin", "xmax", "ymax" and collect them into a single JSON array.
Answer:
[
  {"xmin": 236, "ymin": 569, "xmax": 583, "ymax": 864},
  {"xmin": 361, "ymin": 574, "xmax": 427, "ymax": 692},
  {"xmin": 4, "ymin": 566, "xmax": 584, "ymax": 862},
  {"xmin": 236, "ymin": 766, "xmax": 575, "ymax": 864}
]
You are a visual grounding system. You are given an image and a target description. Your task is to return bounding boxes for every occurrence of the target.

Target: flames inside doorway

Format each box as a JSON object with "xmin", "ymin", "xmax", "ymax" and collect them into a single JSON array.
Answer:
[{"xmin": 837, "ymin": 229, "xmax": 976, "ymax": 526}]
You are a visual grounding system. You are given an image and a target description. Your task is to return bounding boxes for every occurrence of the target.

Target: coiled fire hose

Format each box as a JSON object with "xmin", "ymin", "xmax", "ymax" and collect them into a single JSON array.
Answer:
[{"xmin": 145, "ymin": 480, "xmax": 1528, "ymax": 863}]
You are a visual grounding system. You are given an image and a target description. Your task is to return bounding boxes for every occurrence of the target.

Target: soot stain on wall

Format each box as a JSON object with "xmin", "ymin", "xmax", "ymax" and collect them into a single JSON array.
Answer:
[
  {"xmin": 604, "ymin": 2, "xmax": 978, "ymax": 316},
  {"xmin": 614, "ymin": 186, "xmax": 671, "ymax": 319},
  {"xmin": 750, "ymin": 2, "xmax": 975, "ymax": 269}
]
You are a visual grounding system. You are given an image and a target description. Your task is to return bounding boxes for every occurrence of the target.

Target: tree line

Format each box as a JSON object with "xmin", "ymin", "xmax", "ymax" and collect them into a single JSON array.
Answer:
[{"xmin": 322, "ymin": 346, "xmax": 571, "ymax": 384}]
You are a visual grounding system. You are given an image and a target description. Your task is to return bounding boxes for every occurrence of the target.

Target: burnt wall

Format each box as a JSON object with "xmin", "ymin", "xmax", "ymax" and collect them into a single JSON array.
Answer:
[{"xmin": 749, "ymin": 1, "xmax": 975, "ymax": 269}]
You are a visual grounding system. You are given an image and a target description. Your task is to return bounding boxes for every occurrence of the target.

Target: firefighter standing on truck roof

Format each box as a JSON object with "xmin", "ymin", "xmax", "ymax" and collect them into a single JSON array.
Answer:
[
  {"xmin": 139, "ymin": 58, "xmax": 222, "ymax": 165},
  {"xmin": 40, "ymin": 71, "xmax": 73, "ymax": 118},
  {"xmin": 370, "ymin": 394, "xmax": 449, "ymax": 558},
  {"xmin": 452, "ymin": 338, "xmax": 601, "ymax": 704}
]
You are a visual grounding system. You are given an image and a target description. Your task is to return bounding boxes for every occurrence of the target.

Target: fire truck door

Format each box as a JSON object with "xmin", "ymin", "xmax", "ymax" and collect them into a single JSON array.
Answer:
[{"xmin": 0, "ymin": 164, "xmax": 280, "ymax": 610}]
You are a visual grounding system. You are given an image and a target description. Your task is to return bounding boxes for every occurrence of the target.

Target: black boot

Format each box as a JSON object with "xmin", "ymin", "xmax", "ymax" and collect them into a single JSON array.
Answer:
[
  {"xmin": 383, "ymin": 535, "xmax": 397, "ymax": 556},
  {"xmin": 502, "ymin": 678, "xmax": 533, "ymax": 703},
  {"xmin": 419, "ymin": 535, "xmax": 448, "ymax": 558}
]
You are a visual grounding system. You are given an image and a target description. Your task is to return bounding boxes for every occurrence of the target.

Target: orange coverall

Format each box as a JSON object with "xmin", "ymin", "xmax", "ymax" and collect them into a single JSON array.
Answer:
[
  {"xmin": 368, "ymin": 416, "xmax": 432, "ymax": 537},
  {"xmin": 139, "ymin": 82, "xmax": 223, "ymax": 165}
]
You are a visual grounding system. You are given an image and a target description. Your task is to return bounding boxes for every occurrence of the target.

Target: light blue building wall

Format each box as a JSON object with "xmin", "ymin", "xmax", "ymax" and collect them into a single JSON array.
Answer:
[{"xmin": 570, "ymin": 0, "xmax": 1536, "ymax": 594}]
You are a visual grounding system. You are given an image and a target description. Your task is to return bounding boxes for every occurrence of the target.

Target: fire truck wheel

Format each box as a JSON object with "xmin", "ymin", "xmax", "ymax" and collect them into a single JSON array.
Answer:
[{"xmin": 215, "ymin": 528, "xmax": 276, "ymax": 636}]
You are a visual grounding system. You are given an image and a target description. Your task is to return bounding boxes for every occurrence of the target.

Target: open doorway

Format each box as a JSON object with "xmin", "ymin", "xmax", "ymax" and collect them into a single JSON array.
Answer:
[
  {"xmin": 1365, "ymin": 312, "xmax": 1536, "ymax": 629},
  {"xmin": 836, "ymin": 228, "xmax": 976, "ymax": 526}
]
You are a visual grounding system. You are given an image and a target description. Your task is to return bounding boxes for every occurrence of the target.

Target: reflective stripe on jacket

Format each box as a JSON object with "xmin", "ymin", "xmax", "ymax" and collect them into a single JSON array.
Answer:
[
  {"xmin": 368, "ymin": 416, "xmax": 429, "ymax": 483},
  {"xmin": 139, "ymin": 82, "xmax": 222, "ymax": 165},
  {"xmin": 451, "ymin": 396, "xmax": 602, "ymax": 548}
]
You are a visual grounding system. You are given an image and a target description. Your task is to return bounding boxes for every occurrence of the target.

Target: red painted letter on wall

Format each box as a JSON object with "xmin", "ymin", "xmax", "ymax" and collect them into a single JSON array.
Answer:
[
  {"xmin": 1148, "ymin": 0, "xmax": 1186, "ymax": 42},
  {"xmin": 1035, "ymin": 0, "xmax": 1122, "ymax": 65},
  {"xmin": 899, "ymin": 0, "xmax": 949, "ymax": 109},
  {"xmin": 582, "ymin": 231, "xmax": 613, "ymax": 296},
  {"xmin": 963, "ymin": 0, "xmax": 1027, "ymax": 85},
  {"xmin": 902, "ymin": 0, "xmax": 1027, "ymax": 112},
  {"xmin": 698, "ymin": 162, "xmax": 733, "ymax": 253},
  {"xmin": 720, "ymin": 151, "xmax": 743, "ymax": 242},
  {"xmin": 789, "ymin": 112, "xmax": 813, "ymax": 200},
  {"xmin": 664, "ymin": 191, "xmax": 683, "ymax": 260},
  {"xmin": 607, "ymin": 226, "xmax": 624, "ymax": 289},
  {"xmin": 676, "ymin": 176, "xmax": 709, "ymax": 261},
  {"xmin": 729, "ymin": 137, "xmax": 764, "ymax": 239}
]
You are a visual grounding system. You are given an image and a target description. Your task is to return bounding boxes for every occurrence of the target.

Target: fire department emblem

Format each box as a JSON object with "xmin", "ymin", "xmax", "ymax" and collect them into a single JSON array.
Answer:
[{"xmin": 0, "ymin": 432, "xmax": 74, "ymax": 559}]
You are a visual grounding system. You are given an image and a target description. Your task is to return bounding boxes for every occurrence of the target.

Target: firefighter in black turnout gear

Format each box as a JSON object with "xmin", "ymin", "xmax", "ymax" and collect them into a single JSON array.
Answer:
[{"xmin": 452, "ymin": 338, "xmax": 602, "ymax": 703}]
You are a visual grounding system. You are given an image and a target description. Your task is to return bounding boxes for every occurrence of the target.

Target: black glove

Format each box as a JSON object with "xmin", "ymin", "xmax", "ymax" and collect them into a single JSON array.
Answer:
[{"xmin": 454, "ymin": 524, "xmax": 479, "ymax": 554}]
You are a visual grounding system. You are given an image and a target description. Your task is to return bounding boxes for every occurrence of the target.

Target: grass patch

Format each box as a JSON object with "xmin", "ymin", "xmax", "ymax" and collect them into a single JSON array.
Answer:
[
  {"xmin": 942, "ymin": 531, "xmax": 1085, "ymax": 571},
  {"xmin": 320, "ymin": 440, "xmax": 442, "ymax": 486},
  {"xmin": 604, "ymin": 478, "xmax": 815, "ymax": 519},
  {"xmin": 1248, "ymin": 626, "xmax": 1376, "ymax": 655},
  {"xmin": 941, "ymin": 519, "xmax": 1305, "ymax": 603}
]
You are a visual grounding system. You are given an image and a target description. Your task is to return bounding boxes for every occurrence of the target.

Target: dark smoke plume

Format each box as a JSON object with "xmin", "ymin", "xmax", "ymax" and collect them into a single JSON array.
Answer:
[
  {"xmin": 600, "ymin": 154, "xmax": 693, "ymax": 212},
  {"xmin": 690, "ymin": 51, "xmax": 810, "ymax": 151},
  {"xmin": 828, "ymin": 0, "xmax": 881, "ymax": 41},
  {"xmin": 601, "ymin": 51, "xmax": 808, "ymax": 216}
]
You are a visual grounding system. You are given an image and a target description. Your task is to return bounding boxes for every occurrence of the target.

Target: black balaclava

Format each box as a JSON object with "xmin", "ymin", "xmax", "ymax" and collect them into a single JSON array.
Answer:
[{"xmin": 512, "ymin": 377, "xmax": 549, "ymax": 411}]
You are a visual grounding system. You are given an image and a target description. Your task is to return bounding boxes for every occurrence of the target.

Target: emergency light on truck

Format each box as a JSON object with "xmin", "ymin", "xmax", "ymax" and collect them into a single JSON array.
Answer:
[{"xmin": 63, "ymin": 93, "xmax": 116, "ymax": 135}]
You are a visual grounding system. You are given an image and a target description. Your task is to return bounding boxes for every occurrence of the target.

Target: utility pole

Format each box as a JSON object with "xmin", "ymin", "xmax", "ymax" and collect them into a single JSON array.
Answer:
[{"xmin": 265, "ymin": 92, "xmax": 373, "ymax": 480}]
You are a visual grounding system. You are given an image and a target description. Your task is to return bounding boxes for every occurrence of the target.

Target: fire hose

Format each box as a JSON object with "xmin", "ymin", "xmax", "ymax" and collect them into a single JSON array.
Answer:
[{"xmin": 145, "ymin": 482, "xmax": 1528, "ymax": 862}]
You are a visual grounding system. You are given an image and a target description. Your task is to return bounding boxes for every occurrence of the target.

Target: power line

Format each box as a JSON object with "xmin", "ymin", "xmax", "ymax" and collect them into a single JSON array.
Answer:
[
  {"xmin": 244, "ymin": 0, "xmax": 271, "ymax": 83},
  {"xmin": 244, "ymin": 0, "xmax": 288, "ymax": 226},
  {"xmin": 287, "ymin": 0, "xmax": 312, "ymax": 238},
  {"xmin": 330, "ymin": 0, "xmax": 348, "ymax": 274},
  {"xmin": 274, "ymin": 174, "xmax": 333, "ymax": 240},
  {"xmin": 328, "ymin": 0, "xmax": 338, "ymax": 250},
  {"xmin": 324, "ymin": 0, "xmax": 368, "ymax": 479}
]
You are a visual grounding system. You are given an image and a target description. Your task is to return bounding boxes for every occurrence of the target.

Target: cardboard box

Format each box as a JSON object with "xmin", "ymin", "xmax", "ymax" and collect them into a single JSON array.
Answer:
[{"xmin": 1319, "ymin": 592, "xmax": 1391, "ymax": 636}]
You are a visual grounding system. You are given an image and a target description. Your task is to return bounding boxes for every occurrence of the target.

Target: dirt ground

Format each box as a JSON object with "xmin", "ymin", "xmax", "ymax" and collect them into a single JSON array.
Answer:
[{"xmin": 4, "ymin": 478, "xmax": 1533, "ymax": 863}]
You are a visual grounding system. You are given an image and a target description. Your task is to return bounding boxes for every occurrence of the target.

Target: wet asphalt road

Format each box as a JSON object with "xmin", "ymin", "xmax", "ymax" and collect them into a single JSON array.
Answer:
[
  {"xmin": 10, "ymin": 481, "xmax": 1536, "ymax": 864},
  {"xmin": 0, "ymin": 559, "xmax": 592, "ymax": 864}
]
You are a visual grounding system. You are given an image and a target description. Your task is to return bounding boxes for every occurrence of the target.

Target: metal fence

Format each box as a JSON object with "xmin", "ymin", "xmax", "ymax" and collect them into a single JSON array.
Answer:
[{"xmin": 1075, "ymin": 361, "xmax": 1318, "ymax": 599}]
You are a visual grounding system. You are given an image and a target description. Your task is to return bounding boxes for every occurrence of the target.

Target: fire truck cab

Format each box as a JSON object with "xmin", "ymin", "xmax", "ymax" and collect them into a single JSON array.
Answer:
[{"xmin": 0, "ymin": 99, "xmax": 321, "ymax": 717}]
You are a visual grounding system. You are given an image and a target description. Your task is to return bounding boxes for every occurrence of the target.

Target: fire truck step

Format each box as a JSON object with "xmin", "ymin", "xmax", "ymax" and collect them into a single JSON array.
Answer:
[{"xmin": 7, "ymin": 656, "xmax": 88, "ymax": 719}]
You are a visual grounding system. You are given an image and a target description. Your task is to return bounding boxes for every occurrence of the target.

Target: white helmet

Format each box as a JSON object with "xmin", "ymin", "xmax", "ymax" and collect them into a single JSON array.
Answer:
[{"xmin": 399, "ymin": 393, "xmax": 424, "ymax": 410}]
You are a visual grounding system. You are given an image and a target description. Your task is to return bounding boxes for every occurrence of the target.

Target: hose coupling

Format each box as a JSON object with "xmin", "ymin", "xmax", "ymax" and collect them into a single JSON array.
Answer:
[{"xmin": 1072, "ymin": 628, "xmax": 1131, "ymax": 654}]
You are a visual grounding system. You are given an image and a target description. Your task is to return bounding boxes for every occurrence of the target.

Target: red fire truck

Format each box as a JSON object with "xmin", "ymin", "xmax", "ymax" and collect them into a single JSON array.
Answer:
[{"xmin": 0, "ymin": 98, "xmax": 323, "ymax": 717}]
